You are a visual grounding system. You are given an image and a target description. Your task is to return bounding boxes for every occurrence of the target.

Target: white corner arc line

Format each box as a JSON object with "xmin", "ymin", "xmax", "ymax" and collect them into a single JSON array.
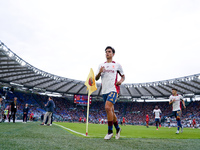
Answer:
[{"xmin": 53, "ymin": 123, "xmax": 88, "ymax": 137}]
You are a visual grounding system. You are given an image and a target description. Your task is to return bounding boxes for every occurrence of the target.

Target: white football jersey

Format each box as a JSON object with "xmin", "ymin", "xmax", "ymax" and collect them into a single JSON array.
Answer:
[
  {"xmin": 169, "ymin": 94, "xmax": 183, "ymax": 111},
  {"xmin": 96, "ymin": 61, "xmax": 124, "ymax": 94},
  {"xmin": 166, "ymin": 117, "xmax": 170, "ymax": 122},
  {"xmin": 153, "ymin": 109, "xmax": 162, "ymax": 119}
]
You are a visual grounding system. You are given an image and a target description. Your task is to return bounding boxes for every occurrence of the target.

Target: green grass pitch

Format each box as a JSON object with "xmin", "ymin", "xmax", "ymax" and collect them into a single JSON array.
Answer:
[{"xmin": 0, "ymin": 122, "xmax": 200, "ymax": 150}]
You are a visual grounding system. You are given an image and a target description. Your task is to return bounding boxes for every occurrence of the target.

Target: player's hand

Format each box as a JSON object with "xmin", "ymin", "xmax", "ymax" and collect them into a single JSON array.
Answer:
[
  {"xmin": 99, "ymin": 66, "xmax": 105, "ymax": 73},
  {"xmin": 116, "ymin": 81, "xmax": 122, "ymax": 85},
  {"xmin": 184, "ymin": 106, "xmax": 186, "ymax": 109}
]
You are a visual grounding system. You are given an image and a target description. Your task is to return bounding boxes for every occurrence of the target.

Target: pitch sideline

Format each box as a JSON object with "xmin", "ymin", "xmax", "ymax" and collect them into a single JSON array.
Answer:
[{"xmin": 53, "ymin": 123, "xmax": 87, "ymax": 137}]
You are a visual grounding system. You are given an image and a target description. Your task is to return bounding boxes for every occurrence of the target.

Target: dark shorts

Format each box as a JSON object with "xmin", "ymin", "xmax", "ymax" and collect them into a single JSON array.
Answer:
[
  {"xmin": 172, "ymin": 110, "xmax": 182, "ymax": 118},
  {"xmin": 102, "ymin": 91, "xmax": 118, "ymax": 104},
  {"xmin": 155, "ymin": 118, "xmax": 160, "ymax": 122}
]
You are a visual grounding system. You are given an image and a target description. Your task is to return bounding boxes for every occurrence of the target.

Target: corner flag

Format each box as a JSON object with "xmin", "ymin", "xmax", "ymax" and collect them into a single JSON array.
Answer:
[
  {"xmin": 85, "ymin": 68, "xmax": 97, "ymax": 136},
  {"xmin": 85, "ymin": 68, "xmax": 97, "ymax": 96}
]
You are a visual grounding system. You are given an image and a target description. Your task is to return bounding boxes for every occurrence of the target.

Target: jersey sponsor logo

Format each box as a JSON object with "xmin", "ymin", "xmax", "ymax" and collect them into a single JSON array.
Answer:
[{"xmin": 103, "ymin": 69, "xmax": 114, "ymax": 73}]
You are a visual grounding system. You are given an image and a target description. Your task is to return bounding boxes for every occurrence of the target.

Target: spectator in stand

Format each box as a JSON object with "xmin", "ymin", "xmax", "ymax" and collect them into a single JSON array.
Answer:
[
  {"xmin": 146, "ymin": 114, "xmax": 149, "ymax": 128},
  {"xmin": 7, "ymin": 104, "xmax": 12, "ymax": 123},
  {"xmin": 40, "ymin": 97, "xmax": 55, "ymax": 126},
  {"xmin": 79, "ymin": 117, "xmax": 82, "ymax": 122},
  {"xmin": 10, "ymin": 97, "xmax": 18, "ymax": 123},
  {"xmin": 0, "ymin": 95, "xmax": 4, "ymax": 123},
  {"xmin": 41, "ymin": 114, "xmax": 44, "ymax": 122},
  {"xmin": 23, "ymin": 103, "xmax": 29, "ymax": 123},
  {"xmin": 192, "ymin": 118, "xmax": 196, "ymax": 129},
  {"xmin": 84, "ymin": 117, "xmax": 86, "ymax": 123},
  {"xmin": 30, "ymin": 112, "xmax": 34, "ymax": 121}
]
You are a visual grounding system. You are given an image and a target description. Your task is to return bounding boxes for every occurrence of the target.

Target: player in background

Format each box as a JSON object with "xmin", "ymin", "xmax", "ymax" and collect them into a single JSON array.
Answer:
[
  {"xmin": 153, "ymin": 105, "xmax": 162, "ymax": 130},
  {"xmin": 122, "ymin": 117, "xmax": 126, "ymax": 126},
  {"xmin": 165, "ymin": 116, "xmax": 171, "ymax": 128},
  {"xmin": 146, "ymin": 114, "xmax": 149, "ymax": 128},
  {"xmin": 95, "ymin": 46, "xmax": 125, "ymax": 140},
  {"xmin": 169, "ymin": 88, "xmax": 186, "ymax": 134},
  {"xmin": 192, "ymin": 118, "xmax": 196, "ymax": 129},
  {"xmin": 189, "ymin": 119, "xmax": 192, "ymax": 127}
]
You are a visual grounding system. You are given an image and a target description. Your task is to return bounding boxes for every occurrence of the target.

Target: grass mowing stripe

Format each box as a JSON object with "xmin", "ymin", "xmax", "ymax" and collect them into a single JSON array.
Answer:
[{"xmin": 53, "ymin": 122, "xmax": 87, "ymax": 136}]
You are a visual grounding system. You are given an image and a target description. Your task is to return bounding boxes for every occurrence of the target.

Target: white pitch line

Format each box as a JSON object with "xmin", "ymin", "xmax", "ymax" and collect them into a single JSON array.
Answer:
[{"xmin": 53, "ymin": 123, "xmax": 87, "ymax": 137}]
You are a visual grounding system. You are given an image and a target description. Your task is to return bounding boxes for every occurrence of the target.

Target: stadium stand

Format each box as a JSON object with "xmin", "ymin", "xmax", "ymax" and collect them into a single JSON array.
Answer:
[
  {"xmin": 0, "ymin": 41, "xmax": 199, "ymax": 126},
  {"xmin": 0, "ymin": 90, "xmax": 199, "ymax": 127}
]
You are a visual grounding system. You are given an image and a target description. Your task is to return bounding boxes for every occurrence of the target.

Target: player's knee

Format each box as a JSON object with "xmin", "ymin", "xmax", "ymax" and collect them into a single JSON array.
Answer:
[{"xmin": 105, "ymin": 106, "xmax": 112, "ymax": 112}]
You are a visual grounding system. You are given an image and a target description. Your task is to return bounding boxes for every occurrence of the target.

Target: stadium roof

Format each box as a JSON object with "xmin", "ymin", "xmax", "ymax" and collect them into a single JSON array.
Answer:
[{"xmin": 1, "ymin": 40, "xmax": 200, "ymax": 99}]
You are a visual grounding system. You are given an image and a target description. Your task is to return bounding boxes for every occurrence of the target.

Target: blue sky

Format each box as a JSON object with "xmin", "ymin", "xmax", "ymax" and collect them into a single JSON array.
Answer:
[{"xmin": 1, "ymin": 0, "xmax": 200, "ymax": 83}]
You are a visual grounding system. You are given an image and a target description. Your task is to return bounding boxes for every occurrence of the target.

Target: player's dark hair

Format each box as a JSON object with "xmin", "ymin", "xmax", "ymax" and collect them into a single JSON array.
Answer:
[
  {"xmin": 172, "ymin": 88, "xmax": 178, "ymax": 91},
  {"xmin": 0, "ymin": 95, "xmax": 2, "ymax": 98},
  {"xmin": 49, "ymin": 96, "xmax": 53, "ymax": 100},
  {"xmin": 105, "ymin": 46, "xmax": 115, "ymax": 54}
]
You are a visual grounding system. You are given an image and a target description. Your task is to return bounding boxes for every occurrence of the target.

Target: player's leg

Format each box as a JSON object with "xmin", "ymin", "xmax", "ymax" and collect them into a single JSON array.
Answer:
[
  {"xmin": 41, "ymin": 112, "xmax": 48, "ymax": 125},
  {"xmin": 113, "ymin": 108, "xmax": 119, "ymax": 130},
  {"xmin": 104, "ymin": 100, "xmax": 114, "ymax": 139},
  {"xmin": 13, "ymin": 112, "xmax": 16, "ymax": 123},
  {"xmin": 155, "ymin": 119, "xmax": 158, "ymax": 130},
  {"xmin": 47, "ymin": 112, "xmax": 52, "ymax": 125},
  {"xmin": 159, "ymin": 119, "xmax": 161, "ymax": 127},
  {"xmin": 23, "ymin": 114, "xmax": 25, "ymax": 122},
  {"xmin": 105, "ymin": 101, "xmax": 114, "ymax": 132},
  {"xmin": 177, "ymin": 110, "xmax": 183, "ymax": 133},
  {"xmin": 112, "ymin": 107, "xmax": 121, "ymax": 139}
]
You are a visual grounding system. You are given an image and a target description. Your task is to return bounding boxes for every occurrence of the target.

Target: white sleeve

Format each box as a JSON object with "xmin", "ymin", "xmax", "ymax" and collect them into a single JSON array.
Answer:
[
  {"xmin": 180, "ymin": 95, "xmax": 184, "ymax": 100},
  {"xmin": 96, "ymin": 64, "xmax": 101, "ymax": 76},
  {"xmin": 169, "ymin": 95, "xmax": 173, "ymax": 101},
  {"xmin": 117, "ymin": 63, "xmax": 124, "ymax": 76}
]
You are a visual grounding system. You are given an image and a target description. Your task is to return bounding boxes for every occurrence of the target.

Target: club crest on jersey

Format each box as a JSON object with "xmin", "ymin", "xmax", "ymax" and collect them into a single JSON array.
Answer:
[
  {"xmin": 112, "ymin": 65, "xmax": 115, "ymax": 68},
  {"xmin": 88, "ymin": 77, "xmax": 95, "ymax": 86}
]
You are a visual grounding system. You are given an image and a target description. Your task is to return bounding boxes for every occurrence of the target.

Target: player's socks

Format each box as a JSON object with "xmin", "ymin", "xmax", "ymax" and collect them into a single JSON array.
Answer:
[
  {"xmin": 114, "ymin": 121, "xmax": 120, "ymax": 130},
  {"xmin": 108, "ymin": 121, "xmax": 113, "ymax": 134},
  {"xmin": 156, "ymin": 122, "xmax": 158, "ymax": 129},
  {"xmin": 177, "ymin": 126, "xmax": 180, "ymax": 131}
]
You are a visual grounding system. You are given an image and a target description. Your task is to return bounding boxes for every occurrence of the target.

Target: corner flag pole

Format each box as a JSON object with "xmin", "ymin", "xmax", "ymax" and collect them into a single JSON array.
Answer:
[
  {"xmin": 86, "ymin": 93, "xmax": 90, "ymax": 136},
  {"xmin": 84, "ymin": 68, "xmax": 97, "ymax": 136}
]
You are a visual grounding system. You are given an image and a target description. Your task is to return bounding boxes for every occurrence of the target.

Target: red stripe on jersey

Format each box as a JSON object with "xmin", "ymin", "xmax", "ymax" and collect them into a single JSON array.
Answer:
[
  {"xmin": 104, "ymin": 61, "xmax": 116, "ymax": 63},
  {"xmin": 115, "ymin": 72, "xmax": 120, "ymax": 94},
  {"xmin": 180, "ymin": 101, "xmax": 182, "ymax": 110}
]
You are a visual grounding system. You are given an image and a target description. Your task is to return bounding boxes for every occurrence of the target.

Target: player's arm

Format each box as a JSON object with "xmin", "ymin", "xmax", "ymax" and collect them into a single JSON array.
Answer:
[
  {"xmin": 169, "ymin": 98, "xmax": 175, "ymax": 105},
  {"xmin": 95, "ymin": 66, "xmax": 104, "ymax": 81},
  {"xmin": 181, "ymin": 99, "xmax": 186, "ymax": 109},
  {"xmin": 116, "ymin": 72, "xmax": 125, "ymax": 85}
]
